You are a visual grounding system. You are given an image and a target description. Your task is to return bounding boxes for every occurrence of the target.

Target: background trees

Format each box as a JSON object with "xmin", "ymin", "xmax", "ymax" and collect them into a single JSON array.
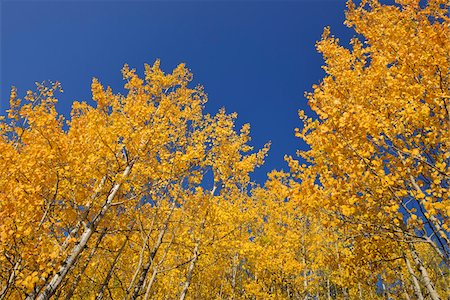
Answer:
[{"xmin": 287, "ymin": 0, "xmax": 449, "ymax": 298}]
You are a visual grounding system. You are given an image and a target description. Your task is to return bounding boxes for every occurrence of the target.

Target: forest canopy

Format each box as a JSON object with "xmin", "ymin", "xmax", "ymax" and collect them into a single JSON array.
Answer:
[{"xmin": 0, "ymin": 0, "xmax": 449, "ymax": 299}]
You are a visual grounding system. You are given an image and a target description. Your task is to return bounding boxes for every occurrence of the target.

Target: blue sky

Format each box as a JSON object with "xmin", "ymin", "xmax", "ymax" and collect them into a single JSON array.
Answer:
[{"xmin": 1, "ymin": 0, "xmax": 356, "ymax": 184}]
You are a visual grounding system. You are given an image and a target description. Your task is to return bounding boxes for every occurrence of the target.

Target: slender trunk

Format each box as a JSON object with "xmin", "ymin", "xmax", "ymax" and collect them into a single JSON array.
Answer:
[
  {"xmin": 179, "ymin": 241, "xmax": 200, "ymax": 300},
  {"xmin": 64, "ymin": 228, "xmax": 107, "ymax": 300},
  {"xmin": 28, "ymin": 175, "xmax": 109, "ymax": 299},
  {"xmin": 302, "ymin": 231, "xmax": 308, "ymax": 296},
  {"xmin": 409, "ymin": 174, "xmax": 450, "ymax": 248},
  {"xmin": 303, "ymin": 255, "xmax": 307, "ymax": 293},
  {"xmin": 335, "ymin": 242, "xmax": 348, "ymax": 300},
  {"xmin": 399, "ymin": 273, "xmax": 411, "ymax": 300},
  {"xmin": 424, "ymin": 235, "xmax": 449, "ymax": 266},
  {"xmin": 231, "ymin": 253, "xmax": 239, "ymax": 298},
  {"xmin": 142, "ymin": 268, "xmax": 158, "ymax": 300},
  {"xmin": 129, "ymin": 227, "xmax": 165, "ymax": 300},
  {"xmin": 342, "ymin": 287, "xmax": 349, "ymax": 300},
  {"xmin": 34, "ymin": 162, "xmax": 134, "ymax": 300},
  {"xmin": 95, "ymin": 231, "xmax": 131, "ymax": 300},
  {"xmin": 178, "ymin": 188, "xmax": 214, "ymax": 300},
  {"xmin": 428, "ymin": 214, "xmax": 450, "ymax": 248},
  {"xmin": 0, "ymin": 259, "xmax": 21, "ymax": 300},
  {"xmin": 404, "ymin": 254, "xmax": 424, "ymax": 300},
  {"xmin": 124, "ymin": 213, "xmax": 157, "ymax": 299},
  {"xmin": 326, "ymin": 278, "xmax": 331, "ymax": 300},
  {"xmin": 218, "ymin": 281, "xmax": 224, "ymax": 300},
  {"xmin": 142, "ymin": 225, "xmax": 176, "ymax": 300},
  {"xmin": 129, "ymin": 202, "xmax": 175, "ymax": 300},
  {"xmin": 397, "ymin": 152, "xmax": 449, "ymax": 259},
  {"xmin": 61, "ymin": 175, "xmax": 108, "ymax": 252},
  {"xmin": 409, "ymin": 244, "xmax": 441, "ymax": 300}
]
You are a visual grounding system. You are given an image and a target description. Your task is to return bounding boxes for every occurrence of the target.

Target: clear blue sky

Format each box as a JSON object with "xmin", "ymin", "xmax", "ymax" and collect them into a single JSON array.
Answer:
[{"xmin": 1, "ymin": 0, "xmax": 358, "ymax": 184}]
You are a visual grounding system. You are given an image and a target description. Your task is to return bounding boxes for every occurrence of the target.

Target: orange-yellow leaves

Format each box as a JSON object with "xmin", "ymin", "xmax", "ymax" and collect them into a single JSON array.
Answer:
[
  {"xmin": 7, "ymin": 86, "xmax": 21, "ymax": 120},
  {"xmin": 287, "ymin": 1, "xmax": 449, "ymax": 297},
  {"xmin": 91, "ymin": 78, "xmax": 110, "ymax": 110},
  {"xmin": 0, "ymin": 59, "xmax": 273, "ymax": 299}
]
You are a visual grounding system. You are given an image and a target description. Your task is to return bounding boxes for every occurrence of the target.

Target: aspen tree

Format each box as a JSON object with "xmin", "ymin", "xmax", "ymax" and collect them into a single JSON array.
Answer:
[
  {"xmin": 289, "ymin": 0, "xmax": 449, "ymax": 298},
  {"xmin": 0, "ymin": 61, "xmax": 268, "ymax": 299}
]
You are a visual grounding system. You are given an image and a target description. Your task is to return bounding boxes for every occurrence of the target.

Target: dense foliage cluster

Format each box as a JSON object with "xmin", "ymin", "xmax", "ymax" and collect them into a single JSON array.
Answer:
[{"xmin": 1, "ymin": 0, "xmax": 448, "ymax": 299}]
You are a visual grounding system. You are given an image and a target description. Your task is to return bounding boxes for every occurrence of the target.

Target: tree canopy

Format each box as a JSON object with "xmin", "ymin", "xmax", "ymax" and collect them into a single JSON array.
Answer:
[{"xmin": 1, "ymin": 0, "xmax": 449, "ymax": 299}]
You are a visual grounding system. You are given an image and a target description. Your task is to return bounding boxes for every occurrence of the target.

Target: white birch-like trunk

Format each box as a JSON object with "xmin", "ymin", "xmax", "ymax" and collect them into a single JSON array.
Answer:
[
  {"xmin": 124, "ymin": 213, "xmax": 157, "ymax": 299},
  {"xmin": 0, "ymin": 259, "xmax": 21, "ymax": 300},
  {"xmin": 95, "ymin": 232, "xmax": 130, "ymax": 300},
  {"xmin": 129, "ymin": 202, "xmax": 175, "ymax": 300},
  {"xmin": 178, "ymin": 187, "xmax": 215, "ymax": 300},
  {"xmin": 399, "ymin": 273, "xmax": 411, "ymax": 300},
  {"xmin": 179, "ymin": 241, "xmax": 200, "ymax": 300},
  {"xmin": 326, "ymin": 278, "xmax": 331, "ymax": 300},
  {"xmin": 409, "ymin": 244, "xmax": 441, "ymax": 300},
  {"xmin": 64, "ymin": 228, "xmax": 107, "ymax": 300},
  {"xmin": 34, "ymin": 162, "xmax": 134, "ymax": 300},
  {"xmin": 404, "ymin": 254, "xmax": 424, "ymax": 300},
  {"xmin": 409, "ymin": 174, "xmax": 450, "ymax": 248},
  {"xmin": 142, "ymin": 225, "xmax": 176, "ymax": 300},
  {"xmin": 231, "ymin": 253, "xmax": 239, "ymax": 298}
]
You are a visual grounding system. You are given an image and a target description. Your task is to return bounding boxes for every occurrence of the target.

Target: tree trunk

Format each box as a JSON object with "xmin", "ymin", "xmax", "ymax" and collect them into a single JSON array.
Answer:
[
  {"xmin": 64, "ymin": 228, "xmax": 107, "ymax": 300},
  {"xmin": 409, "ymin": 174, "xmax": 450, "ymax": 248},
  {"xmin": 0, "ymin": 259, "xmax": 21, "ymax": 300},
  {"xmin": 95, "ymin": 230, "xmax": 131, "ymax": 300},
  {"xmin": 326, "ymin": 278, "xmax": 331, "ymax": 300},
  {"xmin": 124, "ymin": 213, "xmax": 157, "ymax": 299},
  {"xmin": 399, "ymin": 273, "xmax": 411, "ymax": 300},
  {"xmin": 179, "ymin": 241, "xmax": 200, "ymax": 300},
  {"xmin": 404, "ymin": 254, "xmax": 424, "ymax": 300},
  {"xmin": 34, "ymin": 162, "xmax": 134, "ymax": 300},
  {"xmin": 143, "ymin": 225, "xmax": 176, "ymax": 300},
  {"xmin": 178, "ymin": 188, "xmax": 214, "ymax": 300},
  {"xmin": 409, "ymin": 244, "xmax": 441, "ymax": 300},
  {"xmin": 129, "ymin": 202, "xmax": 175, "ymax": 300},
  {"xmin": 231, "ymin": 253, "xmax": 239, "ymax": 298}
]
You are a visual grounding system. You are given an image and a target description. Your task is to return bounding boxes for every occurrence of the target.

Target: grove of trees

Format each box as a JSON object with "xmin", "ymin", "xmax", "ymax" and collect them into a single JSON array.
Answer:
[{"xmin": 0, "ymin": 0, "xmax": 448, "ymax": 299}]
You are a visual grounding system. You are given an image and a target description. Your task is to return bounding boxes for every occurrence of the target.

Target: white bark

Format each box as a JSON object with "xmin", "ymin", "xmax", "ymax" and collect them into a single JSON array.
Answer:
[
  {"xmin": 64, "ymin": 228, "xmax": 107, "ymax": 300},
  {"xmin": 129, "ymin": 202, "xmax": 175, "ymax": 300},
  {"xmin": 231, "ymin": 253, "xmax": 239, "ymax": 298},
  {"xmin": 399, "ymin": 273, "xmax": 411, "ymax": 300},
  {"xmin": 409, "ymin": 174, "xmax": 450, "ymax": 248},
  {"xmin": 409, "ymin": 245, "xmax": 441, "ymax": 300},
  {"xmin": 404, "ymin": 254, "xmax": 424, "ymax": 300},
  {"xmin": 178, "ymin": 186, "xmax": 215, "ymax": 300},
  {"xmin": 179, "ymin": 241, "xmax": 200, "ymax": 300},
  {"xmin": 95, "ymin": 230, "xmax": 131, "ymax": 300},
  {"xmin": 326, "ymin": 278, "xmax": 331, "ymax": 300},
  {"xmin": 0, "ymin": 259, "xmax": 21, "ymax": 300},
  {"xmin": 34, "ymin": 162, "xmax": 134, "ymax": 300},
  {"xmin": 124, "ymin": 213, "xmax": 157, "ymax": 299},
  {"xmin": 142, "ymin": 225, "xmax": 176, "ymax": 300}
]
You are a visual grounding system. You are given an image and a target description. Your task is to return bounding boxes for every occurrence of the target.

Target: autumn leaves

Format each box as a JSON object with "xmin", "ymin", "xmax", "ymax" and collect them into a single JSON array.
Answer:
[
  {"xmin": 289, "ymin": 0, "xmax": 449, "ymax": 298},
  {"xmin": 1, "ymin": 0, "xmax": 449, "ymax": 299},
  {"xmin": 1, "ymin": 60, "xmax": 271, "ymax": 299}
]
